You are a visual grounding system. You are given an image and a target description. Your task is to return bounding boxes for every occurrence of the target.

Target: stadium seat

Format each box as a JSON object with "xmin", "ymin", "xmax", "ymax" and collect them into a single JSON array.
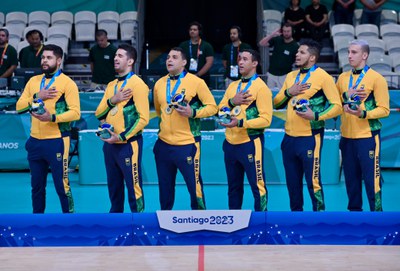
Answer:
[
  {"xmin": 47, "ymin": 25, "xmax": 71, "ymax": 40},
  {"xmin": 262, "ymin": 9, "xmax": 282, "ymax": 34},
  {"xmin": 333, "ymin": 36, "xmax": 352, "ymax": 53},
  {"xmin": 353, "ymin": 9, "xmax": 362, "ymax": 26},
  {"xmin": 380, "ymin": 9, "xmax": 398, "ymax": 25},
  {"xmin": 17, "ymin": 40, "xmax": 29, "ymax": 55},
  {"xmin": 28, "ymin": 11, "xmax": 50, "ymax": 28},
  {"xmin": 331, "ymin": 24, "xmax": 354, "ymax": 38},
  {"xmin": 386, "ymin": 39, "xmax": 400, "ymax": 56},
  {"xmin": 0, "ymin": 12, "xmax": 4, "ymax": 26},
  {"xmin": 119, "ymin": 11, "xmax": 138, "ymax": 41},
  {"xmin": 363, "ymin": 38, "xmax": 385, "ymax": 55},
  {"xmin": 98, "ymin": 11, "xmax": 119, "ymax": 40},
  {"xmin": 355, "ymin": 24, "xmax": 379, "ymax": 39},
  {"xmin": 7, "ymin": 37, "xmax": 20, "ymax": 49},
  {"xmin": 5, "ymin": 12, "xmax": 28, "ymax": 39},
  {"xmin": 380, "ymin": 24, "xmax": 400, "ymax": 39},
  {"xmin": 22, "ymin": 25, "xmax": 47, "ymax": 40},
  {"xmin": 51, "ymin": 11, "xmax": 73, "ymax": 35},
  {"xmin": 393, "ymin": 57, "xmax": 400, "ymax": 73},
  {"xmin": 367, "ymin": 55, "xmax": 392, "ymax": 73},
  {"xmin": 74, "ymin": 11, "xmax": 96, "ymax": 42}
]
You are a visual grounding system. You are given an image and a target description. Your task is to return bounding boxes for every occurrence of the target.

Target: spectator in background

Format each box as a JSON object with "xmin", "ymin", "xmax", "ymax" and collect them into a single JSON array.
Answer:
[
  {"xmin": 332, "ymin": 0, "xmax": 356, "ymax": 25},
  {"xmin": 284, "ymin": 0, "xmax": 306, "ymax": 41},
  {"xmin": 19, "ymin": 29, "xmax": 44, "ymax": 68},
  {"xmin": 259, "ymin": 24, "xmax": 299, "ymax": 91},
  {"xmin": 305, "ymin": 0, "xmax": 329, "ymax": 42},
  {"xmin": 89, "ymin": 29, "xmax": 117, "ymax": 90},
  {"xmin": 222, "ymin": 26, "xmax": 252, "ymax": 88},
  {"xmin": 179, "ymin": 21, "xmax": 214, "ymax": 87},
  {"xmin": 360, "ymin": 0, "xmax": 387, "ymax": 27},
  {"xmin": 0, "ymin": 28, "xmax": 18, "ymax": 87}
]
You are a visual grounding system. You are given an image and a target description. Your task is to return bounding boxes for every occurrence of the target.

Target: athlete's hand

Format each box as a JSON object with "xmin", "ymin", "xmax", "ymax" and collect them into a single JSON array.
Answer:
[
  {"xmin": 220, "ymin": 117, "xmax": 239, "ymax": 128},
  {"xmin": 175, "ymin": 103, "xmax": 193, "ymax": 117},
  {"xmin": 347, "ymin": 88, "xmax": 367, "ymax": 101},
  {"xmin": 343, "ymin": 104, "xmax": 363, "ymax": 117},
  {"xmin": 288, "ymin": 82, "xmax": 309, "ymax": 96},
  {"xmin": 100, "ymin": 129, "xmax": 121, "ymax": 144},
  {"xmin": 111, "ymin": 88, "xmax": 132, "ymax": 104},
  {"xmin": 232, "ymin": 90, "xmax": 252, "ymax": 105},
  {"xmin": 295, "ymin": 105, "xmax": 315, "ymax": 120},
  {"xmin": 31, "ymin": 107, "xmax": 52, "ymax": 122},
  {"xmin": 37, "ymin": 87, "xmax": 57, "ymax": 100}
]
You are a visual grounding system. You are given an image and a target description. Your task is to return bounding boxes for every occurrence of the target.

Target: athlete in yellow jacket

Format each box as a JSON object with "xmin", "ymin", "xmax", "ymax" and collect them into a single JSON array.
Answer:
[
  {"xmin": 153, "ymin": 47, "xmax": 217, "ymax": 210},
  {"xmin": 336, "ymin": 40, "xmax": 389, "ymax": 211},
  {"xmin": 219, "ymin": 49, "xmax": 272, "ymax": 211},
  {"xmin": 16, "ymin": 44, "xmax": 80, "ymax": 213},
  {"xmin": 95, "ymin": 44, "xmax": 149, "ymax": 213},
  {"xmin": 274, "ymin": 39, "xmax": 342, "ymax": 211}
]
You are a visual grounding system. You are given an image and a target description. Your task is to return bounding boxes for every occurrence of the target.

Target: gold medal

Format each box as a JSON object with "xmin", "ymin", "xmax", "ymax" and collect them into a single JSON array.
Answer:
[
  {"xmin": 232, "ymin": 106, "xmax": 241, "ymax": 116},
  {"xmin": 110, "ymin": 106, "xmax": 118, "ymax": 116},
  {"xmin": 165, "ymin": 105, "xmax": 173, "ymax": 115},
  {"xmin": 290, "ymin": 97, "xmax": 298, "ymax": 107}
]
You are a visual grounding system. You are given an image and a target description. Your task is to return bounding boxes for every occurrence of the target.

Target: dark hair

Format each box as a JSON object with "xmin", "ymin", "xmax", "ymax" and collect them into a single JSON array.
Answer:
[
  {"xmin": 290, "ymin": 0, "xmax": 301, "ymax": 7},
  {"xmin": 299, "ymin": 39, "xmax": 321, "ymax": 61},
  {"xmin": 170, "ymin": 47, "xmax": 187, "ymax": 61},
  {"xmin": 118, "ymin": 43, "xmax": 137, "ymax": 63},
  {"xmin": 282, "ymin": 23, "xmax": 293, "ymax": 29},
  {"xmin": 230, "ymin": 25, "xmax": 242, "ymax": 39},
  {"xmin": 189, "ymin": 21, "xmax": 203, "ymax": 36},
  {"xmin": 95, "ymin": 29, "xmax": 108, "ymax": 37},
  {"xmin": 0, "ymin": 28, "xmax": 9, "ymax": 38},
  {"xmin": 25, "ymin": 29, "xmax": 43, "ymax": 41},
  {"xmin": 43, "ymin": 44, "xmax": 63, "ymax": 58},
  {"xmin": 241, "ymin": 49, "xmax": 261, "ymax": 63}
]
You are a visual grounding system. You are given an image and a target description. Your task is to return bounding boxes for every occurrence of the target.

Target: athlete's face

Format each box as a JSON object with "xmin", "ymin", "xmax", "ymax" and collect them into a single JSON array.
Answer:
[
  {"xmin": 295, "ymin": 45, "xmax": 313, "ymax": 68},
  {"xmin": 230, "ymin": 28, "xmax": 239, "ymax": 42},
  {"xmin": 41, "ymin": 50, "xmax": 60, "ymax": 74},
  {"xmin": 166, "ymin": 50, "xmax": 187, "ymax": 75},
  {"xmin": 114, "ymin": 48, "xmax": 134, "ymax": 74},
  {"xmin": 348, "ymin": 44, "xmax": 368, "ymax": 69},
  {"xmin": 238, "ymin": 51, "xmax": 257, "ymax": 77}
]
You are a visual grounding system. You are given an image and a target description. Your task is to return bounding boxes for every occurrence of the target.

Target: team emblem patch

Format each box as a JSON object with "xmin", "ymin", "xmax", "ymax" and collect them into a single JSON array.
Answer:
[
  {"xmin": 187, "ymin": 156, "xmax": 193, "ymax": 165},
  {"xmin": 369, "ymin": 151, "xmax": 374, "ymax": 159},
  {"xmin": 307, "ymin": 150, "xmax": 313, "ymax": 158},
  {"xmin": 56, "ymin": 153, "xmax": 62, "ymax": 161},
  {"xmin": 125, "ymin": 158, "xmax": 131, "ymax": 166},
  {"xmin": 248, "ymin": 154, "xmax": 254, "ymax": 163}
]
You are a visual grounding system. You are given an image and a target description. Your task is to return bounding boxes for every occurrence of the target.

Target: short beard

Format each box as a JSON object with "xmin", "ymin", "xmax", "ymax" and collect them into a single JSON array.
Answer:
[{"xmin": 42, "ymin": 65, "xmax": 57, "ymax": 75}]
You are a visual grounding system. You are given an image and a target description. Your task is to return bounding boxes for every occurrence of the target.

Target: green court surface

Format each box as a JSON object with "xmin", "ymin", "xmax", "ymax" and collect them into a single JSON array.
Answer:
[{"xmin": 0, "ymin": 169, "xmax": 399, "ymax": 213}]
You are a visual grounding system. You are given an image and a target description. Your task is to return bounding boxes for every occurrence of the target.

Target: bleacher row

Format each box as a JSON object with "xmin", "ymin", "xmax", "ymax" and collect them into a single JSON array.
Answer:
[{"xmin": 0, "ymin": 10, "xmax": 139, "ymax": 57}]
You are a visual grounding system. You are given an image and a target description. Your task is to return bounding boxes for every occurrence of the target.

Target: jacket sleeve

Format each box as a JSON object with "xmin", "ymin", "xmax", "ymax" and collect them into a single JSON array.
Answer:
[
  {"xmin": 191, "ymin": 80, "xmax": 218, "ymax": 118},
  {"xmin": 53, "ymin": 80, "xmax": 81, "ymax": 123}
]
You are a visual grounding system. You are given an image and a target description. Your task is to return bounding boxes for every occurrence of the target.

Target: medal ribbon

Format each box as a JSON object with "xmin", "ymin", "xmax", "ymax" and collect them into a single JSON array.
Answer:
[
  {"xmin": 40, "ymin": 69, "xmax": 62, "ymax": 90},
  {"xmin": 189, "ymin": 39, "xmax": 202, "ymax": 62},
  {"xmin": 114, "ymin": 71, "xmax": 134, "ymax": 95},
  {"xmin": 295, "ymin": 64, "xmax": 317, "ymax": 84},
  {"xmin": 0, "ymin": 43, "xmax": 9, "ymax": 66},
  {"xmin": 349, "ymin": 65, "xmax": 369, "ymax": 90},
  {"xmin": 236, "ymin": 73, "xmax": 258, "ymax": 93},
  {"xmin": 166, "ymin": 71, "xmax": 186, "ymax": 104}
]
